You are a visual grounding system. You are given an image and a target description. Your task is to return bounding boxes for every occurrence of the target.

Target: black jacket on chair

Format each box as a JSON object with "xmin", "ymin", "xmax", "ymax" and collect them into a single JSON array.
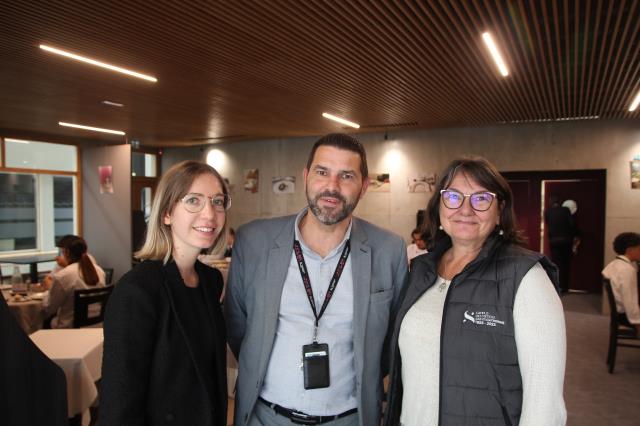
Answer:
[
  {"xmin": 0, "ymin": 295, "xmax": 68, "ymax": 426},
  {"xmin": 100, "ymin": 259, "xmax": 227, "ymax": 426}
]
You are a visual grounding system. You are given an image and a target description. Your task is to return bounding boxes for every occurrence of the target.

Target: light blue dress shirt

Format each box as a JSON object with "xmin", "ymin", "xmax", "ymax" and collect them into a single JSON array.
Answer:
[{"xmin": 259, "ymin": 209, "xmax": 357, "ymax": 415}]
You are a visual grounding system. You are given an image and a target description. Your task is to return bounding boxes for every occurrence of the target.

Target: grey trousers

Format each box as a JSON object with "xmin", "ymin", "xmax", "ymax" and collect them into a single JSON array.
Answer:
[{"xmin": 248, "ymin": 399, "xmax": 359, "ymax": 426}]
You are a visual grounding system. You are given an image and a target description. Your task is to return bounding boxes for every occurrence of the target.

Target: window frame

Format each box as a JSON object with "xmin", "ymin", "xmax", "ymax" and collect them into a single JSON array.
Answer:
[{"xmin": 0, "ymin": 136, "xmax": 83, "ymax": 256}]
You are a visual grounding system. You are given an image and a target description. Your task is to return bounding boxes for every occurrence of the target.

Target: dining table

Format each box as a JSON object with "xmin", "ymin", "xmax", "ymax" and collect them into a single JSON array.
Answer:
[
  {"xmin": 30, "ymin": 328, "xmax": 104, "ymax": 426},
  {"xmin": 1, "ymin": 284, "xmax": 47, "ymax": 334}
]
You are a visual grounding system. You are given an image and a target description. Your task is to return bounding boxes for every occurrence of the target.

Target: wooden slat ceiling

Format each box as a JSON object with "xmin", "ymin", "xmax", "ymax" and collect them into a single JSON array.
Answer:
[{"xmin": 0, "ymin": 0, "xmax": 638, "ymax": 147}]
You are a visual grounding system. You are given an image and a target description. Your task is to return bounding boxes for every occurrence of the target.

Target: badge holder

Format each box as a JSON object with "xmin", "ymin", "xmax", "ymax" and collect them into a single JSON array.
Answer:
[{"xmin": 302, "ymin": 326, "xmax": 330, "ymax": 389}]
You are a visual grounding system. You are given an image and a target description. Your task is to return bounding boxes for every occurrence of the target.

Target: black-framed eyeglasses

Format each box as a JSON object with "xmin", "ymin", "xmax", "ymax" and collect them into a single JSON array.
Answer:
[
  {"xmin": 180, "ymin": 193, "xmax": 231, "ymax": 213},
  {"xmin": 440, "ymin": 189, "xmax": 497, "ymax": 212}
]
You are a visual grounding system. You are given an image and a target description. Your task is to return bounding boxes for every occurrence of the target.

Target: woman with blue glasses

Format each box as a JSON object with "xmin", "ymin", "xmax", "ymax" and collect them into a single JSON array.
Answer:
[{"xmin": 385, "ymin": 157, "xmax": 566, "ymax": 425}]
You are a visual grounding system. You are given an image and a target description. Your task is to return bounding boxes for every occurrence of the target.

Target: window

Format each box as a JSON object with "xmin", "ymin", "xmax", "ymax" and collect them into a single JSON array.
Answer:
[
  {"xmin": 131, "ymin": 152, "xmax": 157, "ymax": 177},
  {"xmin": 0, "ymin": 138, "xmax": 79, "ymax": 261}
]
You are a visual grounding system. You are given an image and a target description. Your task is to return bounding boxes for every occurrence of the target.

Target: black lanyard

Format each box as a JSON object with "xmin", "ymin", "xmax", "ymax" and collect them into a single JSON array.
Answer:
[
  {"xmin": 293, "ymin": 239, "xmax": 351, "ymax": 342},
  {"xmin": 616, "ymin": 255, "xmax": 631, "ymax": 264}
]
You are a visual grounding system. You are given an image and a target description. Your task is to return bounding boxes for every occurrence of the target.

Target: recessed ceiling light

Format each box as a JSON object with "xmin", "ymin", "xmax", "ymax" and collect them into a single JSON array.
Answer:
[
  {"xmin": 322, "ymin": 112, "xmax": 360, "ymax": 129},
  {"xmin": 59, "ymin": 121, "xmax": 125, "ymax": 136},
  {"xmin": 39, "ymin": 44, "xmax": 158, "ymax": 83},
  {"xmin": 102, "ymin": 100, "xmax": 125, "ymax": 107},
  {"xmin": 629, "ymin": 89, "xmax": 640, "ymax": 112},
  {"xmin": 482, "ymin": 32, "xmax": 509, "ymax": 77}
]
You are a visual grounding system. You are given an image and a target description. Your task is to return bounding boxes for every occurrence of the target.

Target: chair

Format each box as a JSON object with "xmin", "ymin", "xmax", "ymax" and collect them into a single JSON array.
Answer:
[
  {"xmin": 103, "ymin": 267, "xmax": 114, "ymax": 285},
  {"xmin": 603, "ymin": 278, "xmax": 640, "ymax": 373},
  {"xmin": 73, "ymin": 285, "xmax": 114, "ymax": 328}
]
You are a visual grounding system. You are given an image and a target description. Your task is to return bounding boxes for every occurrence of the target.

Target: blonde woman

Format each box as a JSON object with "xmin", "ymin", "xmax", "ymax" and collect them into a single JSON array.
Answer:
[{"xmin": 101, "ymin": 160, "xmax": 230, "ymax": 425}]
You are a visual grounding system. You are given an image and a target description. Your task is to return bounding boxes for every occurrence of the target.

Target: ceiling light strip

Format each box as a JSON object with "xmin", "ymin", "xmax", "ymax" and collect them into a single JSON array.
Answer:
[
  {"xmin": 322, "ymin": 112, "xmax": 360, "ymax": 129},
  {"xmin": 102, "ymin": 100, "xmax": 125, "ymax": 107},
  {"xmin": 629, "ymin": 89, "xmax": 640, "ymax": 112},
  {"xmin": 40, "ymin": 44, "xmax": 157, "ymax": 83},
  {"xmin": 482, "ymin": 32, "xmax": 509, "ymax": 77},
  {"xmin": 59, "ymin": 121, "xmax": 126, "ymax": 135}
]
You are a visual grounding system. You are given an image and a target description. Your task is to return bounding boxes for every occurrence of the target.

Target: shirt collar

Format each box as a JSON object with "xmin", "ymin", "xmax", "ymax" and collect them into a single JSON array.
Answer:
[{"xmin": 294, "ymin": 208, "xmax": 352, "ymax": 260}]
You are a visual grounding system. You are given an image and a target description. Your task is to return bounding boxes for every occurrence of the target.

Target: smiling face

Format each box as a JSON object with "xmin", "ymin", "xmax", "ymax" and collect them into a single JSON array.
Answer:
[
  {"xmin": 164, "ymin": 173, "xmax": 226, "ymax": 258},
  {"xmin": 439, "ymin": 171, "xmax": 501, "ymax": 249},
  {"xmin": 304, "ymin": 145, "xmax": 368, "ymax": 226}
]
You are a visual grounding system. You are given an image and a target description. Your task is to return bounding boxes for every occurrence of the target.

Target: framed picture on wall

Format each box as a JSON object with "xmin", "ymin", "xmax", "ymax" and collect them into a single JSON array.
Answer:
[
  {"xmin": 244, "ymin": 169, "xmax": 259, "ymax": 193},
  {"xmin": 407, "ymin": 173, "xmax": 437, "ymax": 193},
  {"xmin": 630, "ymin": 160, "xmax": 640, "ymax": 189},
  {"xmin": 272, "ymin": 176, "xmax": 295, "ymax": 194},
  {"xmin": 99, "ymin": 165, "xmax": 114, "ymax": 194},
  {"xmin": 368, "ymin": 172, "xmax": 390, "ymax": 192}
]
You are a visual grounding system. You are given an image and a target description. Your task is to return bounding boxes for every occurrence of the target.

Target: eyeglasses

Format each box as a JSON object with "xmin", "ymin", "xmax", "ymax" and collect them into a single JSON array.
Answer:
[
  {"xmin": 180, "ymin": 193, "xmax": 231, "ymax": 213},
  {"xmin": 440, "ymin": 189, "xmax": 497, "ymax": 212}
]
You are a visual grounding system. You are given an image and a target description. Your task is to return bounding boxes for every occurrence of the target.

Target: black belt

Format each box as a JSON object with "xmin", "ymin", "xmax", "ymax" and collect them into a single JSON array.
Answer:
[{"xmin": 258, "ymin": 397, "xmax": 357, "ymax": 425}]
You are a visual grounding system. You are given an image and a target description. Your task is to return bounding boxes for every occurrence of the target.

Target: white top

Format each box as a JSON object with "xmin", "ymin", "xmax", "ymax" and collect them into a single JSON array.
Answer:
[
  {"xmin": 43, "ymin": 262, "xmax": 106, "ymax": 328},
  {"xmin": 602, "ymin": 255, "xmax": 640, "ymax": 324},
  {"xmin": 407, "ymin": 244, "xmax": 428, "ymax": 262},
  {"xmin": 399, "ymin": 263, "xmax": 567, "ymax": 426}
]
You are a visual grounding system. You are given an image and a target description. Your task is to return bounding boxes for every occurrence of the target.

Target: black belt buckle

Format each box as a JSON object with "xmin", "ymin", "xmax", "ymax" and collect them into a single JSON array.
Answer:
[{"xmin": 290, "ymin": 411, "xmax": 321, "ymax": 425}]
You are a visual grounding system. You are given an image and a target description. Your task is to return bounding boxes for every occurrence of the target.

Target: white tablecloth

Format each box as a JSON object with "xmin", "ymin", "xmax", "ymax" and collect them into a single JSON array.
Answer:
[
  {"xmin": 30, "ymin": 329, "xmax": 104, "ymax": 424},
  {"xmin": 2, "ymin": 289, "xmax": 46, "ymax": 334}
]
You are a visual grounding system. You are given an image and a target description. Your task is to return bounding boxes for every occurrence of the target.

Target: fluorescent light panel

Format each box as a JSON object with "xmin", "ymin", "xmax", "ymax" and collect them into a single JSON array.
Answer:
[
  {"xmin": 482, "ymin": 32, "xmax": 509, "ymax": 77},
  {"xmin": 39, "ymin": 44, "xmax": 157, "ymax": 83},
  {"xmin": 322, "ymin": 112, "xmax": 360, "ymax": 129},
  {"xmin": 629, "ymin": 89, "xmax": 640, "ymax": 112},
  {"xmin": 59, "ymin": 121, "xmax": 125, "ymax": 136},
  {"xmin": 102, "ymin": 100, "xmax": 125, "ymax": 107}
]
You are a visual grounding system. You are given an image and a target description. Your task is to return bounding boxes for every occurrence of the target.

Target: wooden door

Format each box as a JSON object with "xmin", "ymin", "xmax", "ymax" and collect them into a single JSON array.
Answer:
[
  {"xmin": 542, "ymin": 179, "xmax": 605, "ymax": 293},
  {"xmin": 501, "ymin": 170, "xmax": 606, "ymax": 293}
]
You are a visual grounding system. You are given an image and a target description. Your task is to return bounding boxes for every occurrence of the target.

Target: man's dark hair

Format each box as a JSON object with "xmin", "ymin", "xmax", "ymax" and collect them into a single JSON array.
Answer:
[
  {"xmin": 613, "ymin": 232, "xmax": 640, "ymax": 255},
  {"xmin": 306, "ymin": 133, "xmax": 368, "ymax": 180}
]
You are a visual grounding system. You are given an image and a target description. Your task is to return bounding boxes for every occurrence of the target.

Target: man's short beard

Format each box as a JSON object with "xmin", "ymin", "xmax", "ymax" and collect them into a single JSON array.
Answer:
[{"xmin": 307, "ymin": 190, "xmax": 358, "ymax": 225}]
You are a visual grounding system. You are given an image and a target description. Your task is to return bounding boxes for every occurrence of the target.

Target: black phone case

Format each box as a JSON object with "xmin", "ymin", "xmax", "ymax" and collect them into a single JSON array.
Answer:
[{"xmin": 302, "ymin": 343, "xmax": 330, "ymax": 389}]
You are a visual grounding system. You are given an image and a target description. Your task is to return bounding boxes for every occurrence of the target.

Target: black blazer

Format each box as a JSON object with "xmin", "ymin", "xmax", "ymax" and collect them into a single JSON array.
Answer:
[
  {"xmin": 100, "ymin": 259, "xmax": 227, "ymax": 426},
  {"xmin": 0, "ymin": 295, "xmax": 68, "ymax": 426}
]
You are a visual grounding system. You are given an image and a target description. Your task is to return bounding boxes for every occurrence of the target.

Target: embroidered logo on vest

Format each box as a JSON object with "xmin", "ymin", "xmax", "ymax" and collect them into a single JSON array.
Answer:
[{"xmin": 463, "ymin": 310, "xmax": 505, "ymax": 327}]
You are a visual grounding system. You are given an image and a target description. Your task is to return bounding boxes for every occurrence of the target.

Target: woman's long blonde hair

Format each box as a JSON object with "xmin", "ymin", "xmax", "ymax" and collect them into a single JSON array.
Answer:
[{"xmin": 135, "ymin": 160, "xmax": 230, "ymax": 263}]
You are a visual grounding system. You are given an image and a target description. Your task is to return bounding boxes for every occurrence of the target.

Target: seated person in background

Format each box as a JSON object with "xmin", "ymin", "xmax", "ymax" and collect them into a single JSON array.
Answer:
[
  {"xmin": 223, "ymin": 227, "xmax": 235, "ymax": 258},
  {"xmin": 41, "ymin": 234, "xmax": 97, "ymax": 288},
  {"xmin": 602, "ymin": 232, "xmax": 640, "ymax": 334},
  {"xmin": 43, "ymin": 237, "xmax": 106, "ymax": 328},
  {"xmin": 406, "ymin": 227, "xmax": 428, "ymax": 262}
]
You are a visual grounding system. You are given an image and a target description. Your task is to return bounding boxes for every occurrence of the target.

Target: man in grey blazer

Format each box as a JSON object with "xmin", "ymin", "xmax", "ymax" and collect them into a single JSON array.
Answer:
[{"xmin": 225, "ymin": 133, "xmax": 408, "ymax": 426}]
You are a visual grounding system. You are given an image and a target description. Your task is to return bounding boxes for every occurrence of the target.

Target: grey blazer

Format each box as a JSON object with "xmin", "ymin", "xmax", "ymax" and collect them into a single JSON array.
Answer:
[{"xmin": 225, "ymin": 214, "xmax": 408, "ymax": 426}]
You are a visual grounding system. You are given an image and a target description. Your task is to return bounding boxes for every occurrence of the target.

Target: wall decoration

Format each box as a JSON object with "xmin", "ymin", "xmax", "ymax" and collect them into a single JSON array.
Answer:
[
  {"xmin": 407, "ymin": 173, "xmax": 437, "ymax": 193},
  {"xmin": 631, "ymin": 161, "xmax": 640, "ymax": 189},
  {"xmin": 244, "ymin": 169, "xmax": 259, "ymax": 193},
  {"xmin": 368, "ymin": 172, "xmax": 390, "ymax": 192},
  {"xmin": 272, "ymin": 176, "xmax": 295, "ymax": 194},
  {"xmin": 99, "ymin": 165, "xmax": 114, "ymax": 194}
]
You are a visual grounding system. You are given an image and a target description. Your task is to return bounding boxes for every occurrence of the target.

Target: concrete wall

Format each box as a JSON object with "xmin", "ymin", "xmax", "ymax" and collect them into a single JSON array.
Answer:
[
  {"xmin": 83, "ymin": 144, "xmax": 132, "ymax": 282},
  {"xmin": 163, "ymin": 120, "xmax": 640, "ymax": 263}
]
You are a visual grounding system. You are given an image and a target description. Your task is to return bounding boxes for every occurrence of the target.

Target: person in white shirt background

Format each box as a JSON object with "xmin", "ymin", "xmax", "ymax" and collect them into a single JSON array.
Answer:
[
  {"xmin": 43, "ymin": 237, "xmax": 106, "ymax": 328},
  {"xmin": 406, "ymin": 228, "xmax": 428, "ymax": 263},
  {"xmin": 602, "ymin": 232, "xmax": 640, "ymax": 334}
]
